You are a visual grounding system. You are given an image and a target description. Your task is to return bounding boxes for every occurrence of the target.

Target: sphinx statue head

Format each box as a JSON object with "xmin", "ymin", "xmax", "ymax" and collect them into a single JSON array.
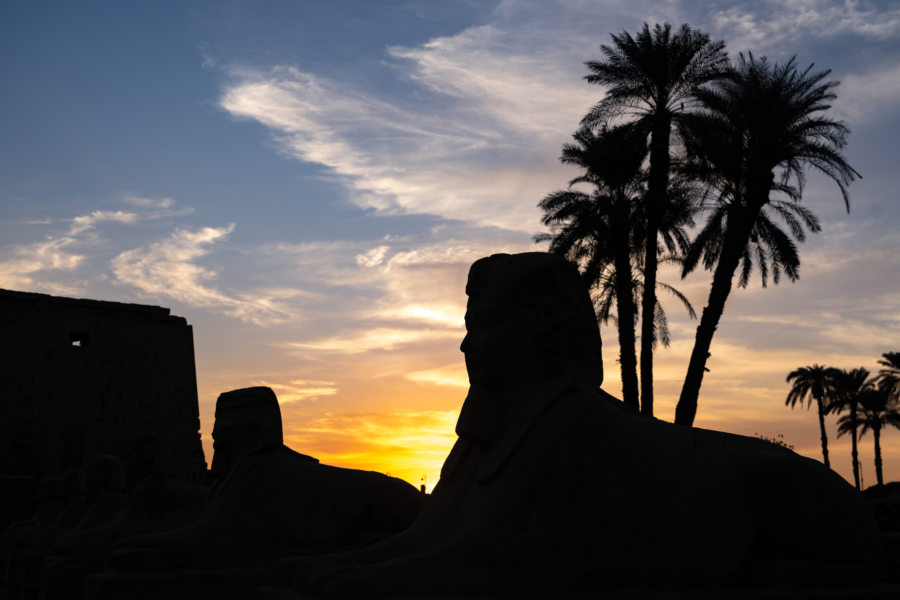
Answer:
[
  {"xmin": 456, "ymin": 253, "xmax": 603, "ymax": 444},
  {"xmin": 210, "ymin": 386, "xmax": 283, "ymax": 479}
]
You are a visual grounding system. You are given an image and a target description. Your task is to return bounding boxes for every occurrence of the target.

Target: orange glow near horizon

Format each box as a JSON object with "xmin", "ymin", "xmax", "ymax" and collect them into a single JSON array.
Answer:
[
  {"xmin": 194, "ymin": 256, "xmax": 900, "ymax": 494},
  {"xmin": 283, "ymin": 410, "xmax": 459, "ymax": 494},
  {"xmin": 198, "ymin": 328, "xmax": 900, "ymax": 494}
]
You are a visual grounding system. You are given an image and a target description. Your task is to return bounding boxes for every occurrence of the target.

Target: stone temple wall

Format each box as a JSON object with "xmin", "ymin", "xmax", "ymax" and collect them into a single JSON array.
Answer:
[{"xmin": 0, "ymin": 289, "xmax": 206, "ymax": 482}]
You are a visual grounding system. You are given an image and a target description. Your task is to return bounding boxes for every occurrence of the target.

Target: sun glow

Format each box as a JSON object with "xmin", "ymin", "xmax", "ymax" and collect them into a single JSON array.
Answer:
[{"xmin": 282, "ymin": 409, "xmax": 459, "ymax": 493}]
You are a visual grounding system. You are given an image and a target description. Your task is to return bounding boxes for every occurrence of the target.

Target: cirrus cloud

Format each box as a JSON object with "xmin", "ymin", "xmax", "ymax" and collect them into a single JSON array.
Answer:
[
  {"xmin": 0, "ymin": 236, "xmax": 86, "ymax": 295},
  {"xmin": 111, "ymin": 224, "xmax": 297, "ymax": 326},
  {"xmin": 217, "ymin": 21, "xmax": 598, "ymax": 233}
]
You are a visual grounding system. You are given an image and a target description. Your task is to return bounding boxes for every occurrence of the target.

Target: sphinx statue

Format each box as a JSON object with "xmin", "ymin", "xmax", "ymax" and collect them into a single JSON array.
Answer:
[
  {"xmin": 90, "ymin": 387, "xmax": 425, "ymax": 599},
  {"xmin": 113, "ymin": 387, "xmax": 424, "ymax": 552},
  {"xmin": 271, "ymin": 252, "xmax": 882, "ymax": 598}
]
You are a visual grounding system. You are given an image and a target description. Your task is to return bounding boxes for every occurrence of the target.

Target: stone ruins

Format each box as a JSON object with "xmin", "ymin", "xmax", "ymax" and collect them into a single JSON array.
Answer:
[{"xmin": 0, "ymin": 289, "xmax": 206, "ymax": 490}]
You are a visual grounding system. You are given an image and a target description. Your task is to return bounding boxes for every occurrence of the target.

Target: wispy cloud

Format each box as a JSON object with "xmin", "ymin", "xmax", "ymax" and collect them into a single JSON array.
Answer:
[
  {"xmin": 0, "ymin": 193, "xmax": 206, "ymax": 296},
  {"xmin": 286, "ymin": 327, "xmax": 460, "ymax": 353},
  {"xmin": 374, "ymin": 304, "xmax": 464, "ymax": 328},
  {"xmin": 217, "ymin": 27, "xmax": 596, "ymax": 232},
  {"xmin": 69, "ymin": 210, "xmax": 138, "ymax": 235},
  {"xmin": 253, "ymin": 234, "xmax": 515, "ymax": 381},
  {"xmin": 121, "ymin": 193, "xmax": 195, "ymax": 220},
  {"xmin": 250, "ymin": 378, "xmax": 338, "ymax": 403},
  {"xmin": 122, "ymin": 194, "xmax": 175, "ymax": 209},
  {"xmin": 406, "ymin": 363, "xmax": 469, "ymax": 388},
  {"xmin": 834, "ymin": 62, "xmax": 900, "ymax": 122},
  {"xmin": 112, "ymin": 224, "xmax": 236, "ymax": 302},
  {"xmin": 709, "ymin": 0, "xmax": 900, "ymax": 53},
  {"xmin": 0, "ymin": 236, "xmax": 85, "ymax": 295},
  {"xmin": 215, "ymin": 0, "xmax": 900, "ymax": 235},
  {"xmin": 385, "ymin": 23, "xmax": 595, "ymax": 138},
  {"xmin": 111, "ymin": 224, "xmax": 297, "ymax": 325},
  {"xmin": 355, "ymin": 245, "xmax": 390, "ymax": 267},
  {"xmin": 264, "ymin": 231, "xmax": 525, "ymax": 338},
  {"xmin": 0, "ymin": 201, "xmax": 165, "ymax": 294}
]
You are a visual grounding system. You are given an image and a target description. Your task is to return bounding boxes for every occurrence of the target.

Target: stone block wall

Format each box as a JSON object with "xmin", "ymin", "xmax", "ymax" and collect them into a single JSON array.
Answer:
[{"xmin": 0, "ymin": 289, "xmax": 206, "ymax": 482}]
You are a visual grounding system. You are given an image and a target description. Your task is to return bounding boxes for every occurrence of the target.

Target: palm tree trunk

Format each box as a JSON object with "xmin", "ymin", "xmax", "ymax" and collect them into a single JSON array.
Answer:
[
  {"xmin": 675, "ymin": 263, "xmax": 733, "ymax": 425},
  {"xmin": 675, "ymin": 207, "xmax": 755, "ymax": 426},
  {"xmin": 815, "ymin": 396, "xmax": 830, "ymax": 469},
  {"xmin": 873, "ymin": 424, "xmax": 883, "ymax": 487},
  {"xmin": 850, "ymin": 401, "xmax": 860, "ymax": 489},
  {"xmin": 613, "ymin": 209, "xmax": 639, "ymax": 411},
  {"xmin": 639, "ymin": 116, "xmax": 671, "ymax": 418}
]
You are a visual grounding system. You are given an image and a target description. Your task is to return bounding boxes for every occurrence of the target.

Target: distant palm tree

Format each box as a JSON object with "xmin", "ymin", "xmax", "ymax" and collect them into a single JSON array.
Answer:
[
  {"xmin": 537, "ymin": 124, "xmax": 647, "ymax": 409},
  {"xmin": 786, "ymin": 364, "xmax": 840, "ymax": 468},
  {"xmin": 831, "ymin": 367, "xmax": 871, "ymax": 489},
  {"xmin": 674, "ymin": 54, "xmax": 860, "ymax": 426},
  {"xmin": 839, "ymin": 385, "xmax": 900, "ymax": 487},
  {"xmin": 876, "ymin": 351, "xmax": 900, "ymax": 401},
  {"xmin": 583, "ymin": 23, "xmax": 728, "ymax": 417}
]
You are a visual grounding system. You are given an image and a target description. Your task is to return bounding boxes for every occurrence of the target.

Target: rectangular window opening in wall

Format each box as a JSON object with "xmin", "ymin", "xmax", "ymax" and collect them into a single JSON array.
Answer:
[{"xmin": 70, "ymin": 331, "xmax": 90, "ymax": 348}]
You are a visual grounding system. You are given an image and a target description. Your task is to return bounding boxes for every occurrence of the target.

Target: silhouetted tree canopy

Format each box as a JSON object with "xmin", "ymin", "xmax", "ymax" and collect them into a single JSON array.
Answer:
[
  {"xmin": 674, "ymin": 53, "xmax": 860, "ymax": 426},
  {"xmin": 582, "ymin": 23, "xmax": 727, "ymax": 417}
]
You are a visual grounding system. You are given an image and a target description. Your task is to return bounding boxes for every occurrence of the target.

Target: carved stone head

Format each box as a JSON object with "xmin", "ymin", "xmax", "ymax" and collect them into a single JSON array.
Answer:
[
  {"xmin": 210, "ymin": 386, "xmax": 283, "ymax": 478},
  {"xmin": 456, "ymin": 253, "xmax": 603, "ymax": 444},
  {"xmin": 463, "ymin": 252, "xmax": 603, "ymax": 387}
]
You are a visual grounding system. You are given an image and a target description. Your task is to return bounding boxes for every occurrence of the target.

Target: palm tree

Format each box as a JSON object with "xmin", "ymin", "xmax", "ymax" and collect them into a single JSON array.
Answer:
[
  {"xmin": 785, "ymin": 364, "xmax": 840, "ymax": 468},
  {"xmin": 830, "ymin": 367, "xmax": 871, "ymax": 489},
  {"xmin": 537, "ymin": 125, "xmax": 647, "ymax": 409},
  {"xmin": 674, "ymin": 54, "xmax": 860, "ymax": 426},
  {"xmin": 583, "ymin": 23, "xmax": 728, "ymax": 417},
  {"xmin": 840, "ymin": 385, "xmax": 900, "ymax": 487},
  {"xmin": 876, "ymin": 351, "xmax": 900, "ymax": 401}
]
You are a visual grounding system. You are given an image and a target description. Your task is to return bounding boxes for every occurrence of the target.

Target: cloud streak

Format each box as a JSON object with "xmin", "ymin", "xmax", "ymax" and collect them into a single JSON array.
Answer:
[
  {"xmin": 69, "ymin": 210, "xmax": 139, "ymax": 235},
  {"xmin": 406, "ymin": 363, "xmax": 469, "ymax": 388},
  {"xmin": 112, "ymin": 223, "xmax": 237, "ymax": 302},
  {"xmin": 216, "ymin": 0, "xmax": 900, "ymax": 237},
  {"xmin": 835, "ymin": 62, "xmax": 900, "ymax": 123},
  {"xmin": 250, "ymin": 379, "xmax": 338, "ymax": 404},
  {"xmin": 267, "ymin": 232, "xmax": 525, "ymax": 351},
  {"xmin": 286, "ymin": 327, "xmax": 460, "ymax": 353},
  {"xmin": 112, "ymin": 224, "xmax": 297, "ymax": 325},
  {"xmin": 218, "ymin": 27, "xmax": 597, "ymax": 232},
  {"xmin": 0, "ymin": 196, "xmax": 203, "ymax": 296},
  {"xmin": 709, "ymin": 0, "xmax": 900, "ymax": 52},
  {"xmin": 0, "ymin": 236, "xmax": 85, "ymax": 295}
]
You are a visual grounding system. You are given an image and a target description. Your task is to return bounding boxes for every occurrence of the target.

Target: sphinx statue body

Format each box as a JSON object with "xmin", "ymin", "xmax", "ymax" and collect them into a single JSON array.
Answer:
[
  {"xmin": 277, "ymin": 252, "xmax": 882, "ymax": 598},
  {"xmin": 89, "ymin": 387, "xmax": 424, "ymax": 599},
  {"xmin": 119, "ymin": 387, "xmax": 422, "ymax": 551}
]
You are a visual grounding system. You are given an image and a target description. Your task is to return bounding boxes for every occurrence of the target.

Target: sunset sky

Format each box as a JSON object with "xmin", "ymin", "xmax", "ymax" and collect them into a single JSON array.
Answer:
[{"xmin": 2, "ymin": 0, "xmax": 899, "ymax": 491}]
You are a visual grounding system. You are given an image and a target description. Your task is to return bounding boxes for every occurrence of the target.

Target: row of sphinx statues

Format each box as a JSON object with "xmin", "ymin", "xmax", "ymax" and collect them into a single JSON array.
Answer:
[{"xmin": 1, "ymin": 253, "xmax": 889, "ymax": 599}]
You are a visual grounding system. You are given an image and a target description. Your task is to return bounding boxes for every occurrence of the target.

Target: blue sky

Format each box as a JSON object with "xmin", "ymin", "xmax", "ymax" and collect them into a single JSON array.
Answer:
[{"xmin": 2, "ymin": 0, "xmax": 899, "ymax": 488}]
